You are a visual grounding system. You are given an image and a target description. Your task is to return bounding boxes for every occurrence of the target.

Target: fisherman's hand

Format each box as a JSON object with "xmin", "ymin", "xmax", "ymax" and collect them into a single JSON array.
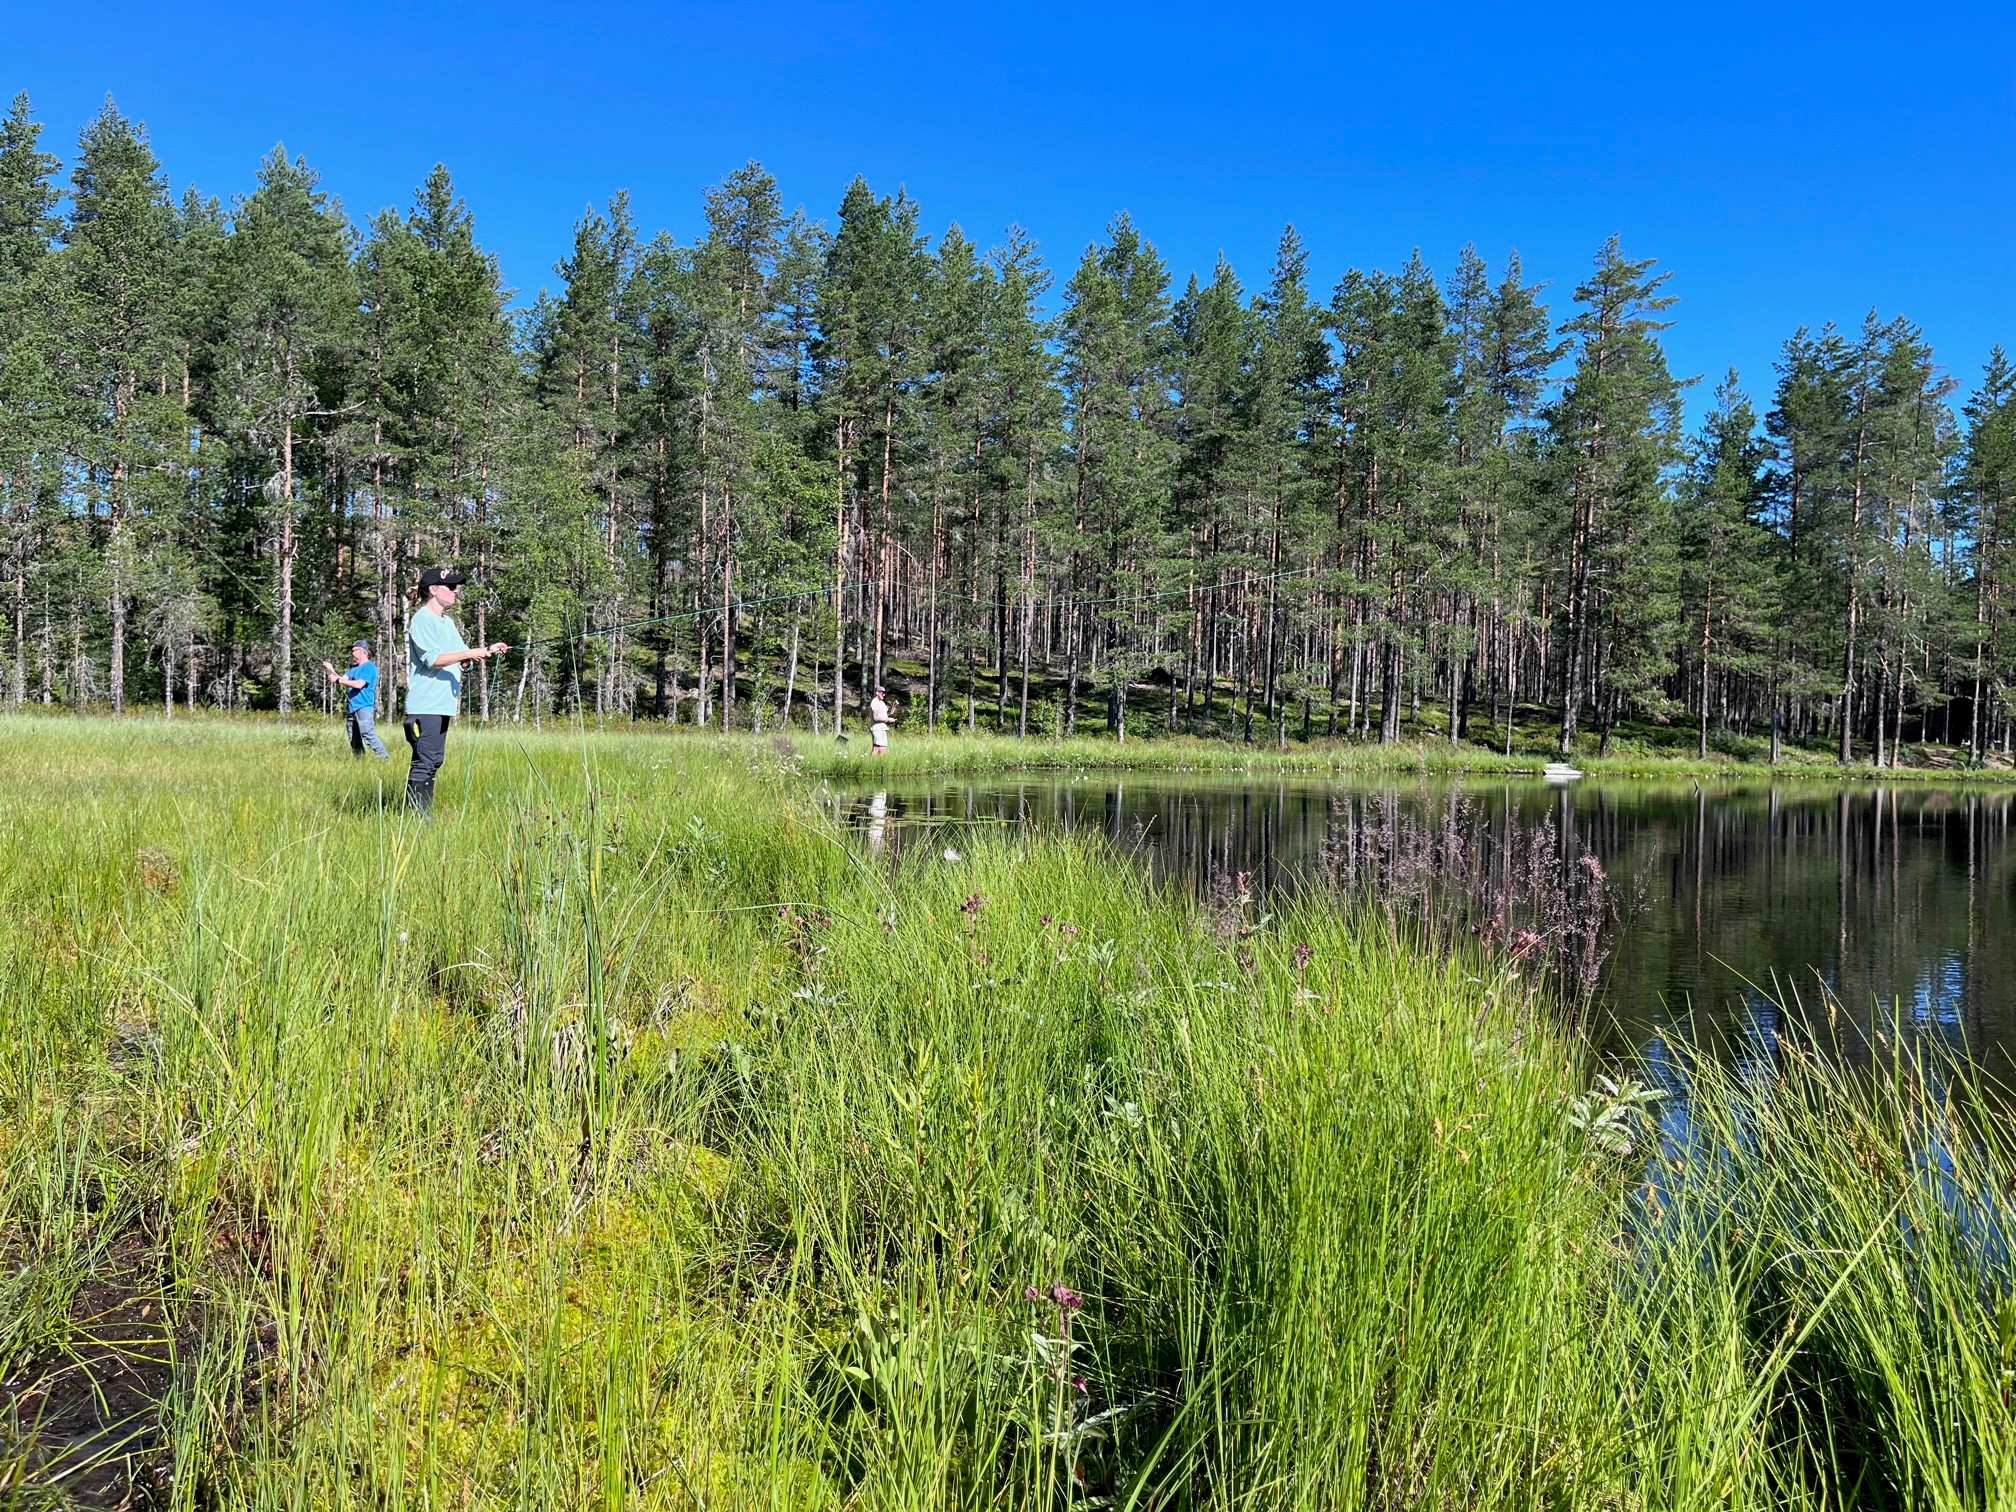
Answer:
[{"xmin": 487, "ymin": 642, "xmax": 510, "ymax": 656}]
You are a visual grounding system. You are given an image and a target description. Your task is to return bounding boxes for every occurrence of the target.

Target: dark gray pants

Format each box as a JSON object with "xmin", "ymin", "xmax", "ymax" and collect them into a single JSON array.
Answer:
[{"xmin": 403, "ymin": 714, "xmax": 452, "ymax": 812}]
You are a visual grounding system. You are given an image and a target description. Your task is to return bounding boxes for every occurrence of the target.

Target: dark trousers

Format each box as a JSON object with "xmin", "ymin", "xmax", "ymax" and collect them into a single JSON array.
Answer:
[{"xmin": 403, "ymin": 714, "xmax": 452, "ymax": 812}]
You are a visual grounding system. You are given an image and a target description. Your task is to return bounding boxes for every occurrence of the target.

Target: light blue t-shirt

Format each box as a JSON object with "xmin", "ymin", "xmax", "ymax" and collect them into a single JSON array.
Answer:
[
  {"xmin": 347, "ymin": 660, "xmax": 378, "ymax": 714},
  {"xmin": 405, "ymin": 608, "xmax": 468, "ymax": 716}
]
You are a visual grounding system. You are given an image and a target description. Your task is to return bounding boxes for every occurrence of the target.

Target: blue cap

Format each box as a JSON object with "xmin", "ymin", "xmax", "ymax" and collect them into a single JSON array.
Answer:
[{"xmin": 351, "ymin": 640, "xmax": 371, "ymax": 651}]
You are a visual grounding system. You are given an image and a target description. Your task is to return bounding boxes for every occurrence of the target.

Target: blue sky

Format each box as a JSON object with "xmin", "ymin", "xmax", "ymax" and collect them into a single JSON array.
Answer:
[{"xmin": 11, "ymin": 1, "xmax": 2014, "ymax": 420}]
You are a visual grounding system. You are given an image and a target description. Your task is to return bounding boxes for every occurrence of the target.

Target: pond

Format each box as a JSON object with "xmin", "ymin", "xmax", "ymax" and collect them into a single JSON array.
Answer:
[{"xmin": 833, "ymin": 774, "xmax": 2016, "ymax": 1071}]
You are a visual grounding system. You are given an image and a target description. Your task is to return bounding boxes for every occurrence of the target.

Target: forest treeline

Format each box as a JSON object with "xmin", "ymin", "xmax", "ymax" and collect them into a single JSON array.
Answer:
[{"xmin": 3, "ymin": 93, "xmax": 2014, "ymax": 761}]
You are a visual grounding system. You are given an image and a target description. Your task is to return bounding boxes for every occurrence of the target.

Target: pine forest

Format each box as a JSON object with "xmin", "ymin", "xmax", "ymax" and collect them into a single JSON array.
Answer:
[{"xmin": 5, "ymin": 92, "xmax": 2014, "ymax": 765}]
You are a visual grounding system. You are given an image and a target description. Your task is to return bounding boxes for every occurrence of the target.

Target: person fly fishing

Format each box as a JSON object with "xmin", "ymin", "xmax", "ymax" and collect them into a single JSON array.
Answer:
[
  {"xmin": 404, "ymin": 567, "xmax": 508, "ymax": 814},
  {"xmin": 322, "ymin": 640, "xmax": 387, "ymax": 759},
  {"xmin": 870, "ymin": 684, "xmax": 893, "ymax": 756}
]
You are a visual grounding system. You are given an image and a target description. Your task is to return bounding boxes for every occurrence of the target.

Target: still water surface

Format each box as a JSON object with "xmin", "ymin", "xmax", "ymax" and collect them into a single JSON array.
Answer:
[{"xmin": 836, "ymin": 775, "xmax": 2016, "ymax": 1069}]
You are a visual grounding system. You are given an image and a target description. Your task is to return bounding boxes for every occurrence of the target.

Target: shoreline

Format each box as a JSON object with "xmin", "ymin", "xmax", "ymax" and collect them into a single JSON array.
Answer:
[
  {"xmin": 9, "ymin": 710, "xmax": 2016, "ymax": 786},
  {"xmin": 793, "ymin": 729, "xmax": 2016, "ymax": 785}
]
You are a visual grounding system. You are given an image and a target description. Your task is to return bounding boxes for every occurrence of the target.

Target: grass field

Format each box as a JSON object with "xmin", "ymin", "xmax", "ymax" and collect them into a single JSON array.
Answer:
[{"xmin": 4, "ymin": 716, "xmax": 2016, "ymax": 1508}]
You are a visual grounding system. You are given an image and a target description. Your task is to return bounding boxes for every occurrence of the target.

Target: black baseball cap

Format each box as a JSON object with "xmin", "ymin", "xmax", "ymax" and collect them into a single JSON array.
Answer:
[{"xmin": 417, "ymin": 567, "xmax": 467, "ymax": 592}]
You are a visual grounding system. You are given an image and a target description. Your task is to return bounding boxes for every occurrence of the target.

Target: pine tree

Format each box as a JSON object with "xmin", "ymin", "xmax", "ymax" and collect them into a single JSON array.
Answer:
[
  {"xmin": 1445, "ymin": 247, "xmax": 1557, "ymax": 746},
  {"xmin": 1857, "ymin": 315, "xmax": 1957, "ymax": 765},
  {"xmin": 1247, "ymin": 228, "xmax": 1328, "ymax": 744},
  {"xmin": 1764, "ymin": 325, "xmax": 1854, "ymax": 754},
  {"xmin": 1957, "ymin": 348, "xmax": 2016, "ymax": 761},
  {"xmin": 56, "ymin": 99, "xmax": 181, "ymax": 712},
  {"xmin": 920, "ymin": 222, "xmax": 990, "ymax": 728},
  {"xmin": 1060, "ymin": 214, "xmax": 1174, "ymax": 740},
  {"xmin": 690, "ymin": 163, "xmax": 795, "ymax": 725},
  {"xmin": 1678, "ymin": 372, "xmax": 1774, "ymax": 756},
  {"xmin": 357, "ymin": 165, "xmax": 514, "ymax": 709},
  {"xmin": 810, "ymin": 178, "xmax": 928, "ymax": 724},
  {"xmin": 981, "ymin": 226, "xmax": 1060, "ymax": 737},
  {"xmin": 531, "ymin": 193, "xmax": 640, "ymax": 713},
  {"xmin": 1, "ymin": 103, "xmax": 2006, "ymax": 747},
  {"xmin": 1329, "ymin": 253, "xmax": 1454, "ymax": 743},
  {"xmin": 202, "ymin": 146, "xmax": 356, "ymax": 714},
  {"xmin": 1171, "ymin": 253, "xmax": 1254, "ymax": 732},
  {"xmin": 0, "ymin": 93, "xmax": 60, "ymax": 707},
  {"xmin": 1545, "ymin": 237, "xmax": 1684, "ymax": 756}
]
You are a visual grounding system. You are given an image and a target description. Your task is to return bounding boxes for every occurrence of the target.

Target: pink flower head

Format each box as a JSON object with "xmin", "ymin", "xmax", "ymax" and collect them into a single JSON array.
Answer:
[
  {"xmin": 1071, "ymin": 1373, "xmax": 1089, "ymax": 1394},
  {"xmin": 1024, "ymin": 1285, "xmax": 1041, "ymax": 1302},
  {"xmin": 1050, "ymin": 1282, "xmax": 1083, "ymax": 1313}
]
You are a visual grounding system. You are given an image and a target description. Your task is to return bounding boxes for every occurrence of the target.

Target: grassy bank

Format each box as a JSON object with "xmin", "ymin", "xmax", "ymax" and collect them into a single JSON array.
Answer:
[
  {"xmin": 799, "ymin": 663, "xmax": 2016, "ymax": 784},
  {"xmin": 3, "ymin": 717, "xmax": 2014, "ymax": 1508},
  {"xmin": 798, "ymin": 728, "xmax": 2016, "ymax": 785}
]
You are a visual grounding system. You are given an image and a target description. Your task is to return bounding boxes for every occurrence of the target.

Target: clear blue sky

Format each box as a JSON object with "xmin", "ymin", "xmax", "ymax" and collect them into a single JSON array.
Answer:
[{"xmin": 11, "ymin": 1, "xmax": 2015, "ymax": 420}]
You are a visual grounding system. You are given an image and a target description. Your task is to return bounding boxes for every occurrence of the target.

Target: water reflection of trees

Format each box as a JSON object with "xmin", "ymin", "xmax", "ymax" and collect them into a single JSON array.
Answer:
[
  {"xmin": 1308, "ymin": 789, "xmax": 1624, "ymax": 1009},
  {"xmin": 843, "ymin": 780, "xmax": 2016, "ymax": 1067},
  {"xmin": 1592, "ymin": 786, "xmax": 2016, "ymax": 1073}
]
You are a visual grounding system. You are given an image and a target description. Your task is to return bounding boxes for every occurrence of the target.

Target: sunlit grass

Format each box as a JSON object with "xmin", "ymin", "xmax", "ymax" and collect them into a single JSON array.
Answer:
[
  {"xmin": 794, "ymin": 727, "xmax": 2016, "ymax": 785},
  {"xmin": 3, "ymin": 715, "xmax": 2014, "ymax": 1508}
]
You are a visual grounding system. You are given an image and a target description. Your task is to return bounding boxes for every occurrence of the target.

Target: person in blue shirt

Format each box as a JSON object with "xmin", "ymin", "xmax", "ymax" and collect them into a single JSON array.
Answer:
[
  {"xmin": 323, "ymin": 640, "xmax": 387, "ymax": 759},
  {"xmin": 404, "ymin": 566, "xmax": 509, "ymax": 813}
]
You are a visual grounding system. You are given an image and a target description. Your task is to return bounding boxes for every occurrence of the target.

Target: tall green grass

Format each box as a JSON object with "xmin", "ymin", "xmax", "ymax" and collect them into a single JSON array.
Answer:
[{"xmin": 2, "ymin": 716, "xmax": 2013, "ymax": 1508}]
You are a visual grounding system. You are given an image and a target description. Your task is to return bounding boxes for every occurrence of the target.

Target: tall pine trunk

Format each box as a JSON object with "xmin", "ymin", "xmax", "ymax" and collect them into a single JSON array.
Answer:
[
  {"xmin": 833, "ymin": 417, "xmax": 851, "ymax": 736},
  {"xmin": 276, "ymin": 416, "xmax": 296, "ymax": 717}
]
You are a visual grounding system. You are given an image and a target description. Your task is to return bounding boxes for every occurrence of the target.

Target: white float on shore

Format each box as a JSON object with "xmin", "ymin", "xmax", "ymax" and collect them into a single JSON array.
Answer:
[{"xmin": 1542, "ymin": 762, "xmax": 1584, "ymax": 782}]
